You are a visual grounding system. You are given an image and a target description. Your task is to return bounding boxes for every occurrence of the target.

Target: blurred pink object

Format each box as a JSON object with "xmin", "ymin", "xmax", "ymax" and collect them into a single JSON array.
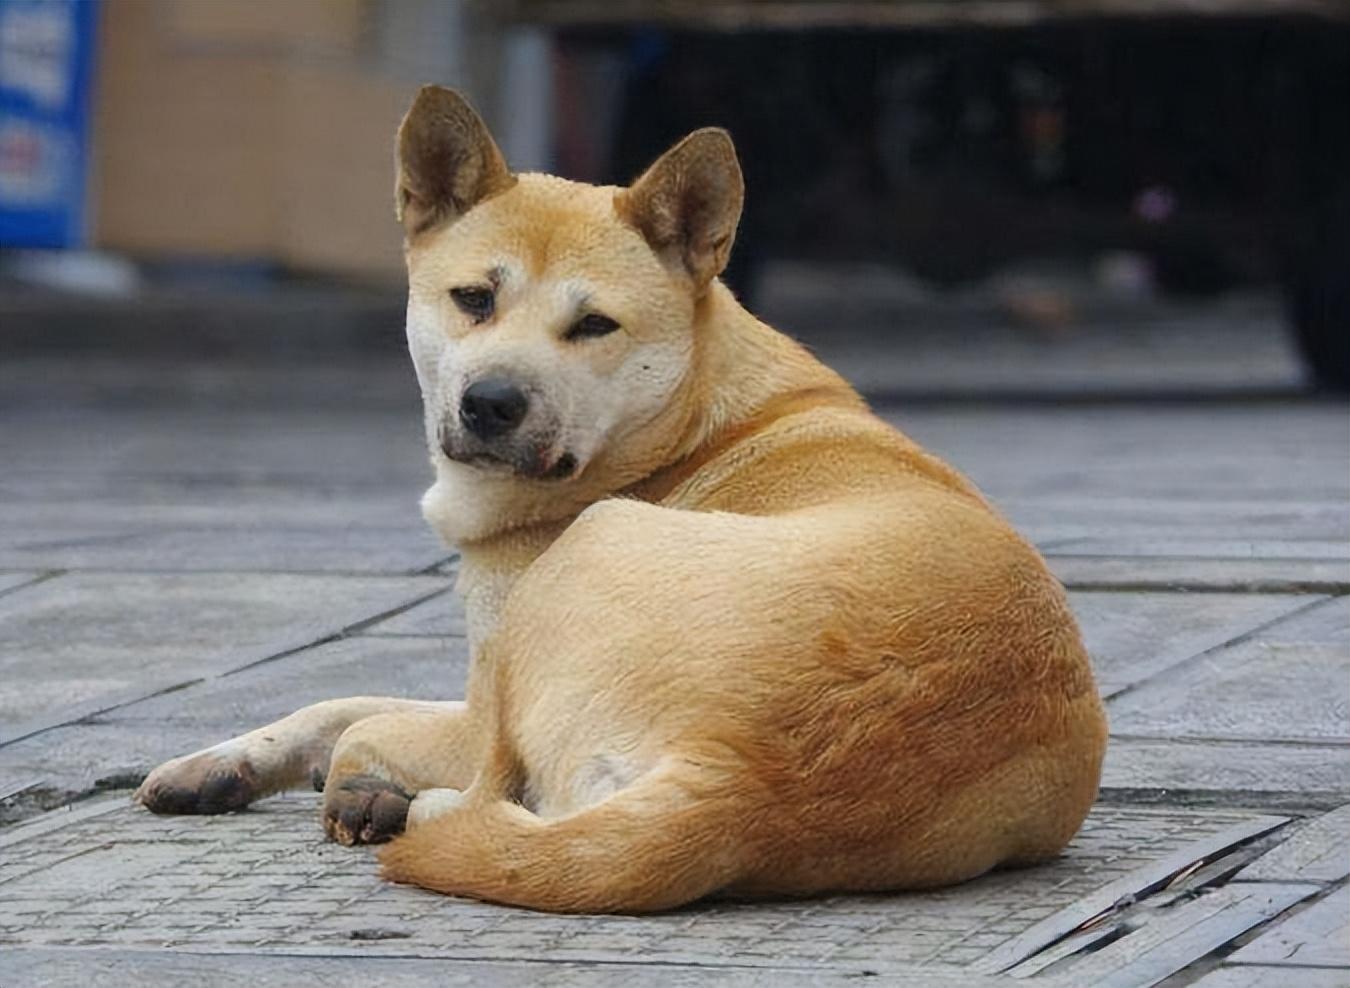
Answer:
[{"xmin": 1133, "ymin": 185, "xmax": 1177, "ymax": 223}]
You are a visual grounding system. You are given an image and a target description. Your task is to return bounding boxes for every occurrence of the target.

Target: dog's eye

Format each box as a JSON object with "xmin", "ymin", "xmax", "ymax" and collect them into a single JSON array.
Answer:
[
  {"xmin": 450, "ymin": 286, "xmax": 495, "ymax": 322},
  {"xmin": 566, "ymin": 313, "xmax": 621, "ymax": 341}
]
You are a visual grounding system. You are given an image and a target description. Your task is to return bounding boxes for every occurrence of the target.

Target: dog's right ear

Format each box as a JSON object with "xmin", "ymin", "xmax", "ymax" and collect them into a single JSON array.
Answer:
[{"xmin": 396, "ymin": 86, "xmax": 515, "ymax": 237}]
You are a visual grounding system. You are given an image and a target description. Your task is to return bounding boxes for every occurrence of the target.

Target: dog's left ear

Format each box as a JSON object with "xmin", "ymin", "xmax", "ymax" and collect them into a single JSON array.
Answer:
[
  {"xmin": 396, "ymin": 86, "xmax": 516, "ymax": 236},
  {"xmin": 616, "ymin": 128, "xmax": 744, "ymax": 292}
]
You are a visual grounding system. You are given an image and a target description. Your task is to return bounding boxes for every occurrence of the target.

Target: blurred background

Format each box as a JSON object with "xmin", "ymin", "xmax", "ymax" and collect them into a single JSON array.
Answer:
[{"xmin": 2, "ymin": 0, "xmax": 1349, "ymax": 399}]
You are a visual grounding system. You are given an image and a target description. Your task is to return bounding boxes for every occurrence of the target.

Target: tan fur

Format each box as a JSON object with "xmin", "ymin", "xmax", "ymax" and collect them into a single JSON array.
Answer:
[{"xmin": 138, "ymin": 86, "xmax": 1106, "ymax": 914}]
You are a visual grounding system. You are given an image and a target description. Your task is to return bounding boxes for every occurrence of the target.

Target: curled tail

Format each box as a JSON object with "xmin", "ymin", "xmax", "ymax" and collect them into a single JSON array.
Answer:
[{"xmin": 378, "ymin": 767, "xmax": 746, "ymax": 913}]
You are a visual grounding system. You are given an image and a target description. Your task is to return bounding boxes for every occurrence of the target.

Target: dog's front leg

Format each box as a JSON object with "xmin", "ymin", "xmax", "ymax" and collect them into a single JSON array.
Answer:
[
  {"xmin": 320, "ymin": 702, "xmax": 482, "ymax": 845},
  {"xmin": 135, "ymin": 697, "xmax": 461, "ymax": 815}
]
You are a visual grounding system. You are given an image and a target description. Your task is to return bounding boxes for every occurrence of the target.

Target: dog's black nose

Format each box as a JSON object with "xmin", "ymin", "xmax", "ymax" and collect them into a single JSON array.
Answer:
[{"xmin": 460, "ymin": 378, "xmax": 529, "ymax": 440}]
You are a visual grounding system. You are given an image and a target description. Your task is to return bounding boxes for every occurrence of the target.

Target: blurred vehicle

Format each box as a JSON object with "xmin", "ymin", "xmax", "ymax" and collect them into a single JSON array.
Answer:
[{"xmin": 503, "ymin": 0, "xmax": 1350, "ymax": 390}]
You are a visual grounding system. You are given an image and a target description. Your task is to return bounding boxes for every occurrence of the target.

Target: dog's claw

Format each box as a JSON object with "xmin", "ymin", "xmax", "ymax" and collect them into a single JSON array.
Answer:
[{"xmin": 323, "ymin": 775, "xmax": 412, "ymax": 845}]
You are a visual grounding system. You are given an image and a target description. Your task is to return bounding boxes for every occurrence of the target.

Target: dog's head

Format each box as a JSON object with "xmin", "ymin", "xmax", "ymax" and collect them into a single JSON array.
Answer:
[{"xmin": 397, "ymin": 87, "xmax": 743, "ymax": 539}]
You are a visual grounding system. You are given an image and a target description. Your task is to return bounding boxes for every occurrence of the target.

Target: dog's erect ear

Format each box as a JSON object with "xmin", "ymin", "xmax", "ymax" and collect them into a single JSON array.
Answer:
[
  {"xmin": 615, "ymin": 128, "xmax": 744, "ymax": 291},
  {"xmin": 396, "ymin": 86, "xmax": 515, "ymax": 236}
]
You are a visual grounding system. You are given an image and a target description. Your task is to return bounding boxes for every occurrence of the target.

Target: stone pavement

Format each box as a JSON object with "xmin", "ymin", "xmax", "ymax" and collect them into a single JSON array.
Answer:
[{"xmin": 0, "ymin": 317, "xmax": 1347, "ymax": 985}]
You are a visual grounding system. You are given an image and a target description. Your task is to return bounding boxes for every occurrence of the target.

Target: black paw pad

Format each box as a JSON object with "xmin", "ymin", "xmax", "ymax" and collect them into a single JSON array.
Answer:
[{"xmin": 323, "ymin": 775, "xmax": 412, "ymax": 846}]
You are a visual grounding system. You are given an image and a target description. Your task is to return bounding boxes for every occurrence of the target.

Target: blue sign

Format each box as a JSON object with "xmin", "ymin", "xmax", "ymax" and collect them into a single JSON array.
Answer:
[{"xmin": 0, "ymin": 0, "xmax": 98, "ymax": 248}]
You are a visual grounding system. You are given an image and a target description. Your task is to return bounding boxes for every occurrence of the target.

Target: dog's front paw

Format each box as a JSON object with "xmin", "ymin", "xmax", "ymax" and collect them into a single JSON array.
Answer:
[
  {"xmin": 322, "ymin": 775, "xmax": 412, "ymax": 846},
  {"xmin": 136, "ymin": 749, "xmax": 258, "ymax": 815}
]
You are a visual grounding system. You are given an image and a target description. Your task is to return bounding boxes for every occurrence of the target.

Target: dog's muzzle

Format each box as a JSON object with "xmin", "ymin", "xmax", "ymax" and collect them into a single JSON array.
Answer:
[{"xmin": 437, "ymin": 378, "xmax": 577, "ymax": 481}]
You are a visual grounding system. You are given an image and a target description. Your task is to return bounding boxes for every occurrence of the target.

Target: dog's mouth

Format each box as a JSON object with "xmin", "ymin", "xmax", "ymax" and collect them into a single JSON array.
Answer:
[
  {"xmin": 541, "ymin": 452, "xmax": 578, "ymax": 480},
  {"xmin": 443, "ymin": 444, "xmax": 579, "ymax": 482}
]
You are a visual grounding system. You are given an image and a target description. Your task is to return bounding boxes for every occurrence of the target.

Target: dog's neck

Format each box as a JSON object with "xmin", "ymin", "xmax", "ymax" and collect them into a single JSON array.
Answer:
[
  {"xmin": 432, "ymin": 283, "xmax": 854, "ymax": 636},
  {"xmin": 626, "ymin": 284, "xmax": 860, "ymax": 501},
  {"xmin": 686, "ymin": 287, "xmax": 833, "ymax": 437}
]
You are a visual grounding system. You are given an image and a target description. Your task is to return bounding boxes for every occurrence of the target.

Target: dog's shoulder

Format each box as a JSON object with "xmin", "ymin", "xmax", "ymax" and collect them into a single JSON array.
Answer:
[{"xmin": 648, "ymin": 395, "xmax": 981, "ymax": 515}]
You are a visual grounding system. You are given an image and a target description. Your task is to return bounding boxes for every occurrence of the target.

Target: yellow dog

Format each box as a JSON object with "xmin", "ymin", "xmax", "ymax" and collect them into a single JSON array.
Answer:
[{"xmin": 138, "ymin": 86, "xmax": 1106, "ymax": 913}]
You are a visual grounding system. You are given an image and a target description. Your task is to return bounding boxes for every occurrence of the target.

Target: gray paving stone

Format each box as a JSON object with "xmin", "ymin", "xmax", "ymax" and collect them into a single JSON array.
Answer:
[
  {"xmin": 0, "ymin": 749, "xmax": 170, "ymax": 811},
  {"xmin": 0, "ymin": 523, "xmax": 448, "ymax": 574},
  {"xmin": 976, "ymin": 813, "xmax": 1288, "ymax": 974},
  {"xmin": 795, "ymin": 290, "xmax": 1305, "ymax": 397},
  {"xmin": 0, "ymin": 796, "xmax": 1283, "ymax": 975},
  {"xmin": 365, "ymin": 591, "xmax": 467, "ymax": 637},
  {"xmin": 1005, "ymin": 497, "xmax": 1350, "ymax": 549},
  {"xmin": 1048, "ymin": 538, "xmax": 1350, "ymax": 560},
  {"xmin": 1229, "ymin": 885, "xmax": 1350, "ymax": 968},
  {"xmin": 1045, "ymin": 881, "xmax": 1319, "ymax": 987},
  {"xmin": 888, "ymin": 404, "xmax": 1350, "ymax": 503},
  {"xmin": 1049, "ymin": 556, "xmax": 1350, "ymax": 593},
  {"xmin": 1189, "ymin": 967, "xmax": 1350, "ymax": 988},
  {"xmin": 1108, "ymin": 597, "xmax": 1350, "ymax": 744},
  {"xmin": 0, "ymin": 634, "xmax": 468, "ymax": 794},
  {"xmin": 3, "ymin": 947, "xmax": 996, "ymax": 988},
  {"xmin": 0, "ymin": 405, "xmax": 441, "ymax": 575},
  {"xmin": 1241, "ymin": 804, "xmax": 1350, "ymax": 884},
  {"xmin": 0, "ymin": 573, "xmax": 45, "ymax": 597},
  {"xmin": 1005, "ymin": 920, "xmax": 1126, "ymax": 978},
  {"xmin": 1102, "ymin": 738, "xmax": 1350, "ymax": 798},
  {"xmin": 110, "ymin": 630, "xmax": 469, "ymax": 727},
  {"xmin": 0, "ymin": 572, "xmax": 445, "ymax": 746},
  {"xmin": 1068, "ymin": 591, "xmax": 1317, "ymax": 697},
  {"xmin": 0, "ymin": 407, "xmax": 426, "ymax": 489},
  {"xmin": 1, "ymin": 484, "xmax": 419, "ymax": 529}
]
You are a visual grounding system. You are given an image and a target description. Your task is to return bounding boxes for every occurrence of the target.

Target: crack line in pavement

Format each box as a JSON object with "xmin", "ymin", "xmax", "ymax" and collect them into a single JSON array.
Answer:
[
  {"xmin": 1108, "ymin": 733, "xmax": 1350, "ymax": 748},
  {"xmin": 0, "ymin": 586, "xmax": 451, "ymax": 750},
  {"xmin": 0, "ymin": 570, "xmax": 65, "ymax": 601},
  {"xmin": 1095, "ymin": 788, "xmax": 1349, "ymax": 814},
  {"xmin": 415, "ymin": 553, "xmax": 459, "ymax": 576},
  {"xmin": 1057, "ymin": 578, "xmax": 1350, "ymax": 594},
  {"xmin": 1100, "ymin": 594, "xmax": 1336, "ymax": 705},
  {"xmin": 974, "ymin": 814, "xmax": 1291, "ymax": 974},
  {"xmin": 217, "ymin": 585, "xmax": 452, "ymax": 680}
]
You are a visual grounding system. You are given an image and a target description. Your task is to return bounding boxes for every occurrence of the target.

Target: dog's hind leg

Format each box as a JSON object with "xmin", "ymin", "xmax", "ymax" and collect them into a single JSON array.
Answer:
[
  {"xmin": 136, "ymin": 696, "xmax": 461, "ymax": 815},
  {"xmin": 379, "ymin": 760, "xmax": 749, "ymax": 913}
]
